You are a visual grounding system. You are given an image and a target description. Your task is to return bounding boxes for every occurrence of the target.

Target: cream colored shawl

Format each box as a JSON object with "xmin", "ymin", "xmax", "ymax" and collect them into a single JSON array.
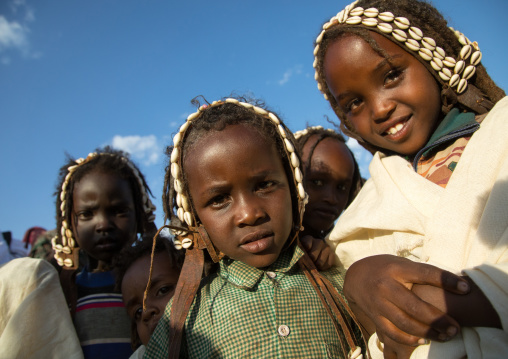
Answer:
[
  {"xmin": 0, "ymin": 258, "xmax": 83, "ymax": 359},
  {"xmin": 327, "ymin": 97, "xmax": 508, "ymax": 358}
]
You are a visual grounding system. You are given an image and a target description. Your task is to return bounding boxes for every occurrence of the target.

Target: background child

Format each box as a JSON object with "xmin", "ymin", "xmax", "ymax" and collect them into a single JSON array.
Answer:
[
  {"xmin": 52, "ymin": 146, "xmax": 157, "ymax": 359},
  {"xmin": 114, "ymin": 234, "xmax": 183, "ymax": 358},
  {"xmin": 312, "ymin": 0, "xmax": 508, "ymax": 358},
  {"xmin": 295, "ymin": 125, "xmax": 364, "ymax": 239},
  {"xmin": 145, "ymin": 97, "xmax": 364, "ymax": 358}
]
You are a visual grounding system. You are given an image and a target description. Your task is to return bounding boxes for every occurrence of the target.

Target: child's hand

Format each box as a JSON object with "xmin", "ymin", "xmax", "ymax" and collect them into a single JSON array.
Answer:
[
  {"xmin": 300, "ymin": 235, "xmax": 335, "ymax": 271},
  {"xmin": 344, "ymin": 255, "xmax": 470, "ymax": 346},
  {"xmin": 378, "ymin": 332, "xmax": 416, "ymax": 359}
]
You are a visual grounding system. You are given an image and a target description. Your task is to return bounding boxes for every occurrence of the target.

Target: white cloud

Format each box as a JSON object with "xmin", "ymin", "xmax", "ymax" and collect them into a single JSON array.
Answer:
[
  {"xmin": 111, "ymin": 135, "xmax": 161, "ymax": 166},
  {"xmin": 0, "ymin": 0, "xmax": 38, "ymax": 63},
  {"xmin": 346, "ymin": 137, "xmax": 373, "ymax": 179},
  {"xmin": 277, "ymin": 65, "xmax": 303, "ymax": 86}
]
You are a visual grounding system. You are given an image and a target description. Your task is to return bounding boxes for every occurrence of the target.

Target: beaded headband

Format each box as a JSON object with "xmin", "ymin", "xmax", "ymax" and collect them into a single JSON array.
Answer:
[
  {"xmin": 52, "ymin": 152, "xmax": 156, "ymax": 269},
  {"xmin": 169, "ymin": 98, "xmax": 308, "ymax": 251},
  {"xmin": 313, "ymin": 0, "xmax": 483, "ymax": 100},
  {"xmin": 294, "ymin": 126, "xmax": 337, "ymax": 140}
]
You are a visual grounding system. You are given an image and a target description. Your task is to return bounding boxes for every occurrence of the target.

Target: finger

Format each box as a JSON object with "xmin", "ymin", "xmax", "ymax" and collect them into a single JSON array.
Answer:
[
  {"xmin": 299, "ymin": 235, "xmax": 314, "ymax": 252},
  {"xmin": 382, "ymin": 335, "xmax": 416, "ymax": 359}
]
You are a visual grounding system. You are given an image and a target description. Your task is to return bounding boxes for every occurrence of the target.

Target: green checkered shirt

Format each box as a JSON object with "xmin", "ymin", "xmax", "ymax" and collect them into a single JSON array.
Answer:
[{"xmin": 144, "ymin": 245, "xmax": 362, "ymax": 358}]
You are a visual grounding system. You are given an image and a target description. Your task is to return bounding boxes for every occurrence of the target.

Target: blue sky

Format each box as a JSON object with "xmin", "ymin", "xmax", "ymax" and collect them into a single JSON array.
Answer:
[{"xmin": 1, "ymin": 0, "xmax": 507, "ymax": 240}]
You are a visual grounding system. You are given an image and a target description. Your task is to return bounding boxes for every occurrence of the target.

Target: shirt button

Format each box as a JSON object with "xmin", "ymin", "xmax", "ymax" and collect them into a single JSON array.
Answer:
[
  {"xmin": 266, "ymin": 271, "xmax": 277, "ymax": 279},
  {"xmin": 278, "ymin": 324, "xmax": 290, "ymax": 337}
]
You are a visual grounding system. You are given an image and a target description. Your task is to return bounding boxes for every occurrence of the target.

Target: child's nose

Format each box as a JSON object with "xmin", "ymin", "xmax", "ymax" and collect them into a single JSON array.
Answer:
[
  {"xmin": 235, "ymin": 195, "xmax": 266, "ymax": 226},
  {"xmin": 141, "ymin": 304, "xmax": 159, "ymax": 322},
  {"xmin": 371, "ymin": 97, "xmax": 396, "ymax": 123},
  {"xmin": 95, "ymin": 213, "xmax": 115, "ymax": 232}
]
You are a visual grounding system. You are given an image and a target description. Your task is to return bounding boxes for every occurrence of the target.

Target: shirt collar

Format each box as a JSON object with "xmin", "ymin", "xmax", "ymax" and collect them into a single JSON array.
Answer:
[
  {"xmin": 218, "ymin": 244, "xmax": 303, "ymax": 289},
  {"xmin": 425, "ymin": 108, "xmax": 476, "ymax": 147}
]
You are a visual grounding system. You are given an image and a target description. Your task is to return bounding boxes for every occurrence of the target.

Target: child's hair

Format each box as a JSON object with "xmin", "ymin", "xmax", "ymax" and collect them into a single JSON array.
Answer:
[
  {"xmin": 313, "ymin": 0, "xmax": 505, "ymax": 151},
  {"xmin": 294, "ymin": 125, "xmax": 364, "ymax": 208},
  {"xmin": 114, "ymin": 234, "xmax": 184, "ymax": 350},
  {"xmin": 162, "ymin": 96, "xmax": 307, "ymax": 253},
  {"xmin": 52, "ymin": 146, "xmax": 156, "ymax": 269}
]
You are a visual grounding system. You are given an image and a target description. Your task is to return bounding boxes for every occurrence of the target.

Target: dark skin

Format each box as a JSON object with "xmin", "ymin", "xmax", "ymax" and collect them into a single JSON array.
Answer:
[{"xmin": 344, "ymin": 255, "xmax": 502, "ymax": 359}]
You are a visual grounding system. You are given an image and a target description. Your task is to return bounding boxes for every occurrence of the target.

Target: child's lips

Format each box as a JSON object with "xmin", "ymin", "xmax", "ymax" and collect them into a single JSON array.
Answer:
[
  {"xmin": 239, "ymin": 230, "xmax": 274, "ymax": 254},
  {"xmin": 380, "ymin": 115, "xmax": 411, "ymax": 138}
]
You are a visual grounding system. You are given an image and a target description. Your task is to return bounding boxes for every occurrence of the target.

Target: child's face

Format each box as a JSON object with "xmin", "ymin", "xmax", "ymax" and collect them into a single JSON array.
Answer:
[
  {"xmin": 323, "ymin": 32, "xmax": 441, "ymax": 156},
  {"xmin": 302, "ymin": 136, "xmax": 354, "ymax": 235},
  {"xmin": 184, "ymin": 124, "xmax": 293, "ymax": 268},
  {"xmin": 72, "ymin": 171, "xmax": 137, "ymax": 265},
  {"xmin": 121, "ymin": 252, "xmax": 179, "ymax": 346}
]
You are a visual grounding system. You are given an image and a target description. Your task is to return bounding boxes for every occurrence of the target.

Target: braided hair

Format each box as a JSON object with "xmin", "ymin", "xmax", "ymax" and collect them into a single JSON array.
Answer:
[
  {"xmin": 53, "ymin": 146, "xmax": 156, "ymax": 269},
  {"xmin": 313, "ymin": 0, "xmax": 505, "ymax": 152}
]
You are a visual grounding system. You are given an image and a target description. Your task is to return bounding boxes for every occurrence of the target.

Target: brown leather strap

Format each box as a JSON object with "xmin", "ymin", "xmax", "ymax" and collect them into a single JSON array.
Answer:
[
  {"xmin": 196, "ymin": 225, "xmax": 224, "ymax": 263},
  {"xmin": 167, "ymin": 243, "xmax": 204, "ymax": 358},
  {"xmin": 59, "ymin": 268, "xmax": 77, "ymax": 319},
  {"xmin": 297, "ymin": 240, "xmax": 363, "ymax": 356}
]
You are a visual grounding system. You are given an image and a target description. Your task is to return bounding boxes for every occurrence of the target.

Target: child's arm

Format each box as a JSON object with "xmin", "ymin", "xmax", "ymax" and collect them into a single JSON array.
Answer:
[
  {"xmin": 300, "ymin": 235, "xmax": 335, "ymax": 271},
  {"xmin": 343, "ymin": 255, "xmax": 470, "ymax": 346}
]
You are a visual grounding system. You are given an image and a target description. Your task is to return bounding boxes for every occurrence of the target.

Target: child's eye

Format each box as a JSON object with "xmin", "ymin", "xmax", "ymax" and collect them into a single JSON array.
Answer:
[
  {"xmin": 311, "ymin": 179, "xmax": 324, "ymax": 187},
  {"xmin": 345, "ymin": 98, "xmax": 362, "ymax": 113},
  {"xmin": 257, "ymin": 180, "xmax": 276, "ymax": 191},
  {"xmin": 157, "ymin": 285, "xmax": 175, "ymax": 297},
  {"xmin": 207, "ymin": 194, "xmax": 229, "ymax": 208},
  {"xmin": 76, "ymin": 211, "xmax": 93, "ymax": 220},
  {"xmin": 115, "ymin": 206, "xmax": 131, "ymax": 216},
  {"xmin": 384, "ymin": 68, "xmax": 403, "ymax": 86},
  {"xmin": 134, "ymin": 307, "xmax": 143, "ymax": 321}
]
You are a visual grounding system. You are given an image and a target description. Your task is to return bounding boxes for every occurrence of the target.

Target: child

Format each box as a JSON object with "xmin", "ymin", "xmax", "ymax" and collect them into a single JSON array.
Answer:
[
  {"xmin": 52, "ymin": 146, "xmax": 157, "ymax": 359},
  {"xmin": 114, "ymin": 234, "xmax": 183, "ymax": 358},
  {"xmin": 312, "ymin": 0, "xmax": 508, "ymax": 357},
  {"xmin": 144, "ymin": 98, "xmax": 364, "ymax": 358},
  {"xmin": 294, "ymin": 126, "xmax": 364, "ymax": 239}
]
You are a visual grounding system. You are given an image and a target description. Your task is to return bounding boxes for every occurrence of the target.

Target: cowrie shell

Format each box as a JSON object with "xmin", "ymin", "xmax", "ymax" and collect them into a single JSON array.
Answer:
[
  {"xmin": 314, "ymin": 71, "xmax": 319, "ymax": 81},
  {"xmin": 184, "ymin": 211, "xmax": 193, "ymax": 226},
  {"xmin": 171, "ymin": 163, "xmax": 180, "ymax": 179},
  {"xmin": 173, "ymin": 132, "xmax": 182, "ymax": 147},
  {"xmin": 392, "ymin": 29, "xmax": 407, "ymax": 42},
  {"xmin": 337, "ymin": 10, "xmax": 347, "ymax": 23},
  {"xmin": 449, "ymin": 73, "xmax": 460, "ymax": 87},
  {"xmin": 65, "ymin": 229, "xmax": 72, "ymax": 239},
  {"xmin": 187, "ymin": 112, "xmax": 199, "ymax": 121},
  {"xmin": 458, "ymin": 34, "xmax": 467, "ymax": 46},
  {"xmin": 364, "ymin": 8, "xmax": 379, "ymax": 17},
  {"xmin": 462, "ymin": 65, "xmax": 476, "ymax": 80},
  {"xmin": 297, "ymin": 183, "xmax": 306, "ymax": 199},
  {"xmin": 457, "ymin": 78, "xmax": 468, "ymax": 94},
  {"xmin": 254, "ymin": 106, "xmax": 268, "ymax": 116},
  {"xmin": 418, "ymin": 48, "xmax": 433, "ymax": 61},
  {"xmin": 54, "ymin": 244, "xmax": 63, "ymax": 252},
  {"xmin": 295, "ymin": 167, "xmax": 303, "ymax": 183},
  {"xmin": 443, "ymin": 57, "xmax": 456, "ymax": 68},
  {"xmin": 312, "ymin": 57, "xmax": 318, "ymax": 68},
  {"xmin": 174, "ymin": 179, "xmax": 183, "ymax": 194},
  {"xmin": 346, "ymin": 16, "xmax": 362, "ymax": 25},
  {"xmin": 60, "ymin": 191, "xmax": 66, "ymax": 202},
  {"xmin": 394, "ymin": 17, "xmax": 410, "ymax": 30},
  {"xmin": 225, "ymin": 98, "xmax": 239, "ymax": 104},
  {"xmin": 322, "ymin": 21, "xmax": 333, "ymax": 30},
  {"xmin": 349, "ymin": 7, "xmax": 364, "ymax": 16},
  {"xmin": 470, "ymin": 51, "xmax": 482, "ymax": 66},
  {"xmin": 179, "ymin": 120, "xmax": 191, "ymax": 133},
  {"xmin": 268, "ymin": 112, "xmax": 280, "ymax": 125},
  {"xmin": 430, "ymin": 57, "xmax": 443, "ymax": 71},
  {"xmin": 362, "ymin": 18, "xmax": 378, "ymax": 27},
  {"xmin": 56, "ymin": 256, "xmax": 64, "ymax": 266},
  {"xmin": 174, "ymin": 239, "xmax": 182, "ymax": 250},
  {"xmin": 313, "ymin": 45, "xmax": 320, "ymax": 56},
  {"xmin": 433, "ymin": 46, "xmax": 445, "ymax": 60},
  {"xmin": 278, "ymin": 125, "xmax": 287, "ymax": 138},
  {"xmin": 454, "ymin": 60, "xmax": 465, "ymax": 74},
  {"xmin": 176, "ymin": 193, "xmax": 182, "ymax": 208},
  {"xmin": 460, "ymin": 44, "xmax": 472, "ymax": 60},
  {"xmin": 177, "ymin": 207, "xmax": 185, "ymax": 222},
  {"xmin": 181, "ymin": 195, "xmax": 191, "ymax": 211},
  {"xmin": 323, "ymin": 93, "xmax": 329, "ymax": 100},
  {"xmin": 405, "ymin": 39, "xmax": 420, "ymax": 51},
  {"xmin": 439, "ymin": 68, "xmax": 452, "ymax": 81},
  {"xmin": 408, "ymin": 27, "xmax": 423, "ymax": 41},
  {"xmin": 182, "ymin": 237, "xmax": 193, "ymax": 249},
  {"xmin": 60, "ymin": 202, "xmax": 65, "ymax": 212},
  {"xmin": 67, "ymin": 165, "xmax": 78, "ymax": 173},
  {"xmin": 69, "ymin": 238, "xmax": 76, "ymax": 248},
  {"xmin": 421, "ymin": 37, "xmax": 436, "ymax": 51},
  {"xmin": 284, "ymin": 138, "xmax": 295, "ymax": 153},
  {"xmin": 378, "ymin": 12, "xmax": 394, "ymax": 22},
  {"xmin": 290, "ymin": 152, "xmax": 300, "ymax": 168},
  {"xmin": 170, "ymin": 147, "xmax": 179, "ymax": 163},
  {"xmin": 62, "ymin": 246, "xmax": 71, "ymax": 254},
  {"xmin": 377, "ymin": 22, "xmax": 392, "ymax": 33},
  {"xmin": 317, "ymin": 82, "xmax": 323, "ymax": 91},
  {"xmin": 240, "ymin": 102, "xmax": 253, "ymax": 109},
  {"xmin": 64, "ymin": 258, "xmax": 74, "ymax": 267}
]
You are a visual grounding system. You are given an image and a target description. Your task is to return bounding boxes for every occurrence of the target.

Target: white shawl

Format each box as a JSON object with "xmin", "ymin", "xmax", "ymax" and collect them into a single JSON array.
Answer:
[{"xmin": 327, "ymin": 97, "xmax": 508, "ymax": 358}]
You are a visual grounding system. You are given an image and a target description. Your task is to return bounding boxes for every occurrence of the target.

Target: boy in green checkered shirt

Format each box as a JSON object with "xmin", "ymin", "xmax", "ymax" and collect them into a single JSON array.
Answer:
[{"xmin": 143, "ymin": 97, "xmax": 364, "ymax": 358}]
